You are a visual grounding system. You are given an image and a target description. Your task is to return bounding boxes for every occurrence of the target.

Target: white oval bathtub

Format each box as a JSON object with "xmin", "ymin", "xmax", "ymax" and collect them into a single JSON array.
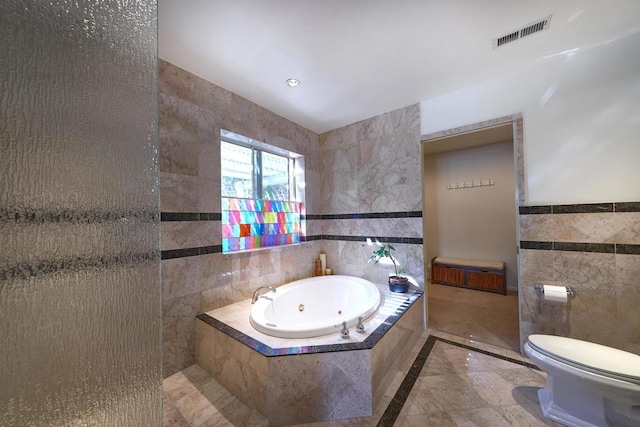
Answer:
[{"xmin": 249, "ymin": 275, "xmax": 382, "ymax": 338}]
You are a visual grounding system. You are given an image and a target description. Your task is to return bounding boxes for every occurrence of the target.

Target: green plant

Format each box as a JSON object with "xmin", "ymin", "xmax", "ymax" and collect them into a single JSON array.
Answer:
[{"xmin": 369, "ymin": 243, "xmax": 406, "ymax": 278}]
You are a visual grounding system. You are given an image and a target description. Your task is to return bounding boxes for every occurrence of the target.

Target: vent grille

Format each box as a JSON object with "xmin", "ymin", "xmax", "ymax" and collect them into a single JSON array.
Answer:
[{"xmin": 493, "ymin": 15, "xmax": 552, "ymax": 48}]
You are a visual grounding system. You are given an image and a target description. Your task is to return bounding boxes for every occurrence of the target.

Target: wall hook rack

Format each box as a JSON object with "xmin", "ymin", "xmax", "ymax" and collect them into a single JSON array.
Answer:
[{"xmin": 446, "ymin": 179, "xmax": 494, "ymax": 190}]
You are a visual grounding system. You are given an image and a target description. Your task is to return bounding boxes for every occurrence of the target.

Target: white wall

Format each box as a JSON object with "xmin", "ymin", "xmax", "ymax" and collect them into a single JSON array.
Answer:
[
  {"xmin": 421, "ymin": 32, "xmax": 640, "ymax": 204},
  {"xmin": 424, "ymin": 141, "xmax": 518, "ymax": 288}
]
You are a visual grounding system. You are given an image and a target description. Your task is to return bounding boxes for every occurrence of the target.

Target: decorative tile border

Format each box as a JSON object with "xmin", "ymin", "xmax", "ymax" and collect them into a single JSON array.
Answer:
[
  {"xmin": 616, "ymin": 202, "xmax": 640, "ymax": 212},
  {"xmin": 162, "ymin": 211, "xmax": 422, "ymax": 222},
  {"xmin": 161, "ymin": 245, "xmax": 222, "ymax": 260},
  {"xmin": 519, "ymin": 202, "xmax": 640, "ymax": 255},
  {"xmin": 161, "ymin": 212, "xmax": 221, "ymax": 221},
  {"xmin": 196, "ymin": 289, "xmax": 423, "ymax": 357},
  {"xmin": 160, "ymin": 210, "xmax": 424, "ymax": 259},
  {"xmin": 306, "ymin": 211, "xmax": 422, "ymax": 220},
  {"xmin": 376, "ymin": 335, "xmax": 539, "ymax": 426},
  {"xmin": 617, "ymin": 244, "xmax": 640, "ymax": 255},
  {"xmin": 307, "ymin": 235, "xmax": 423, "ymax": 244},
  {"xmin": 519, "ymin": 201, "xmax": 640, "ymax": 215},
  {"xmin": 520, "ymin": 240, "xmax": 639, "ymax": 254}
]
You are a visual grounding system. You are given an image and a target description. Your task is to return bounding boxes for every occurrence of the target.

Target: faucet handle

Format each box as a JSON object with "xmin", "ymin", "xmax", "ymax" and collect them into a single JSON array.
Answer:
[
  {"xmin": 340, "ymin": 321, "xmax": 350, "ymax": 339},
  {"xmin": 355, "ymin": 316, "xmax": 365, "ymax": 334}
]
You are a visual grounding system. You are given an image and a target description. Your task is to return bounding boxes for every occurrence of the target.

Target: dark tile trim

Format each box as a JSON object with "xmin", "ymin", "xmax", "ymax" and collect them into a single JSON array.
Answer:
[
  {"xmin": 162, "ymin": 211, "xmax": 423, "ymax": 222},
  {"xmin": 161, "ymin": 212, "xmax": 221, "ymax": 221},
  {"xmin": 376, "ymin": 336, "xmax": 539, "ymax": 426},
  {"xmin": 617, "ymin": 244, "xmax": 640, "ymax": 255},
  {"xmin": 520, "ymin": 241, "xmax": 639, "ymax": 254},
  {"xmin": 318, "ymin": 235, "xmax": 423, "ymax": 244},
  {"xmin": 615, "ymin": 202, "xmax": 640, "ymax": 212},
  {"xmin": 377, "ymin": 336, "xmax": 436, "ymax": 426},
  {"xmin": 434, "ymin": 337, "xmax": 539, "ymax": 370},
  {"xmin": 196, "ymin": 288, "xmax": 424, "ymax": 357},
  {"xmin": 161, "ymin": 245, "xmax": 222, "ymax": 260},
  {"xmin": 306, "ymin": 211, "xmax": 423, "ymax": 220},
  {"xmin": 520, "ymin": 241, "xmax": 553, "ymax": 250},
  {"xmin": 519, "ymin": 206, "xmax": 552, "ymax": 215},
  {"xmin": 519, "ymin": 202, "xmax": 640, "ymax": 215},
  {"xmin": 554, "ymin": 242, "xmax": 615, "ymax": 253},
  {"xmin": 553, "ymin": 203, "xmax": 613, "ymax": 214},
  {"xmin": 162, "ymin": 236, "xmax": 423, "ymax": 260}
]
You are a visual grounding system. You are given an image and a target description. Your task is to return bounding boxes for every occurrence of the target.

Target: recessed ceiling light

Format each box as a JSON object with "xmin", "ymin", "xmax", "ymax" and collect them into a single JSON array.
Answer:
[{"xmin": 286, "ymin": 78, "xmax": 300, "ymax": 88}]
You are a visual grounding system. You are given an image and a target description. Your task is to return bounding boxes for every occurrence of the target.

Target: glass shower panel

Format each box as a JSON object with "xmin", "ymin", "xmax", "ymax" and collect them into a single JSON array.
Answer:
[{"xmin": 0, "ymin": 1, "xmax": 161, "ymax": 425}]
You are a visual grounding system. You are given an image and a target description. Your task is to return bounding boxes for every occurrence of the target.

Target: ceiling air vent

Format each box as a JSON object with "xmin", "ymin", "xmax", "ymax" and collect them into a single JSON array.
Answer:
[{"xmin": 493, "ymin": 15, "xmax": 552, "ymax": 48}]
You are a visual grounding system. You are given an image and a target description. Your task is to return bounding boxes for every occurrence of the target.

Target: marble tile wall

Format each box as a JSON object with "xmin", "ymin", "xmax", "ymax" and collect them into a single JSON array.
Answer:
[
  {"xmin": 160, "ymin": 61, "xmax": 429, "ymax": 377},
  {"xmin": 518, "ymin": 203, "xmax": 640, "ymax": 354},
  {"xmin": 160, "ymin": 60, "xmax": 323, "ymax": 376},
  {"xmin": 318, "ymin": 105, "xmax": 425, "ymax": 284}
]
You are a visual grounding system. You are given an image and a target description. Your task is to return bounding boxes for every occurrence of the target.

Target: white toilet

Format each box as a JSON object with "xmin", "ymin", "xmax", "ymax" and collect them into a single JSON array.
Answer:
[{"xmin": 524, "ymin": 334, "xmax": 640, "ymax": 427}]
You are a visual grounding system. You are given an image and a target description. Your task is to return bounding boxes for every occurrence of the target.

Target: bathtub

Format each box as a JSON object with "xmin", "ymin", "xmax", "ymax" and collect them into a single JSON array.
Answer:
[{"xmin": 249, "ymin": 275, "xmax": 382, "ymax": 338}]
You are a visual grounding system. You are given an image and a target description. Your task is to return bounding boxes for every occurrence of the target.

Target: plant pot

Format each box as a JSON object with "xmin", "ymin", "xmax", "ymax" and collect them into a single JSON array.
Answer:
[{"xmin": 388, "ymin": 276, "xmax": 409, "ymax": 293}]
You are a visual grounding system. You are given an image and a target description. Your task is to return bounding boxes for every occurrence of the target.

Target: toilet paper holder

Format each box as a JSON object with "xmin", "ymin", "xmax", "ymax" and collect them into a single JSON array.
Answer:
[{"xmin": 534, "ymin": 283, "xmax": 576, "ymax": 297}]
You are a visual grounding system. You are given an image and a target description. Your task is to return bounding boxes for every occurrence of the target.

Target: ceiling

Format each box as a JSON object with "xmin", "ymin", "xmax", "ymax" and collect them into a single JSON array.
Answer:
[
  {"xmin": 423, "ymin": 123, "xmax": 514, "ymax": 155},
  {"xmin": 158, "ymin": 0, "xmax": 640, "ymax": 134}
]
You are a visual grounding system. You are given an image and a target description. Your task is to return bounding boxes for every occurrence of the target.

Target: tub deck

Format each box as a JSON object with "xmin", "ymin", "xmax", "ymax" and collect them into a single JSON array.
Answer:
[{"xmin": 195, "ymin": 282, "xmax": 425, "ymax": 425}]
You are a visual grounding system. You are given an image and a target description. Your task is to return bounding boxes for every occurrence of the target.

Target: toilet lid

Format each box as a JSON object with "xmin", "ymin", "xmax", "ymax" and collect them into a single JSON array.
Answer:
[{"xmin": 528, "ymin": 335, "xmax": 640, "ymax": 381}]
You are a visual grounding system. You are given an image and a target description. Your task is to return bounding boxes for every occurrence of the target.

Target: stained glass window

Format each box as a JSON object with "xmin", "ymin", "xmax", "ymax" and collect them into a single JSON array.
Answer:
[{"xmin": 220, "ymin": 130, "xmax": 304, "ymax": 253}]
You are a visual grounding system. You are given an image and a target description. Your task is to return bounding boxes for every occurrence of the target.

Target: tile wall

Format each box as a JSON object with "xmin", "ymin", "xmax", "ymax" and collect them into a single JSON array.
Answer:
[
  {"xmin": 160, "ymin": 61, "xmax": 426, "ymax": 376},
  {"xmin": 312, "ymin": 105, "xmax": 425, "ymax": 285},
  {"xmin": 160, "ymin": 61, "xmax": 322, "ymax": 376},
  {"xmin": 519, "ymin": 202, "xmax": 640, "ymax": 354}
]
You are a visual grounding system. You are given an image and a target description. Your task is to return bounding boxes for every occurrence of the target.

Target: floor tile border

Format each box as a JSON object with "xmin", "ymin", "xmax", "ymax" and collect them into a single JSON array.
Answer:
[{"xmin": 376, "ymin": 335, "xmax": 538, "ymax": 426}]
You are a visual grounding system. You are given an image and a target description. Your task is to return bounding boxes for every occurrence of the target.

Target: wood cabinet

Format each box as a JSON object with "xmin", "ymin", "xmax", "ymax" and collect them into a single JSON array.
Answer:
[{"xmin": 431, "ymin": 257, "xmax": 506, "ymax": 295}]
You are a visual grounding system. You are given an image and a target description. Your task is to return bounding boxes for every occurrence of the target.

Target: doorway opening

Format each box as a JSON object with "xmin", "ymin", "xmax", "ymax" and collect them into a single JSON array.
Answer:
[{"xmin": 421, "ymin": 115, "xmax": 524, "ymax": 352}]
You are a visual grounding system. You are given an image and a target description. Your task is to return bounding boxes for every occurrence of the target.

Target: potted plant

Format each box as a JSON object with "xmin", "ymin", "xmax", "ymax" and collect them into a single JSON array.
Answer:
[{"xmin": 369, "ymin": 243, "xmax": 409, "ymax": 293}]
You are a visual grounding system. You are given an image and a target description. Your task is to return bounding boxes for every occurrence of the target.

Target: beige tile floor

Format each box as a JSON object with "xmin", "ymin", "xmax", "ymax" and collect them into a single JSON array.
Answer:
[
  {"xmin": 427, "ymin": 282, "xmax": 521, "ymax": 352},
  {"xmin": 163, "ymin": 329, "xmax": 560, "ymax": 426}
]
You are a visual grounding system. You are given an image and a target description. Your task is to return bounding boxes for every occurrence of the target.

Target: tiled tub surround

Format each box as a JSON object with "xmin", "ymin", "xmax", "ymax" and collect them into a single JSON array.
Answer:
[
  {"xmin": 195, "ymin": 284, "xmax": 424, "ymax": 425},
  {"xmin": 160, "ymin": 60, "xmax": 426, "ymax": 377},
  {"xmin": 519, "ymin": 202, "xmax": 640, "ymax": 355},
  {"xmin": 160, "ymin": 59, "xmax": 321, "ymax": 377}
]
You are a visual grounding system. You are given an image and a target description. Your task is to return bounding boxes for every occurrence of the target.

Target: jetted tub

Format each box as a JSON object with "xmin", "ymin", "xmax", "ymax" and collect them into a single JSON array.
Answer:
[{"xmin": 250, "ymin": 275, "xmax": 382, "ymax": 338}]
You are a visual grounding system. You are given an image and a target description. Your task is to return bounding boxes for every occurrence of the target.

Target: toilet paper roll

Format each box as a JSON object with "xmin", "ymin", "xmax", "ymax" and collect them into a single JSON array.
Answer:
[{"xmin": 543, "ymin": 284, "xmax": 568, "ymax": 303}]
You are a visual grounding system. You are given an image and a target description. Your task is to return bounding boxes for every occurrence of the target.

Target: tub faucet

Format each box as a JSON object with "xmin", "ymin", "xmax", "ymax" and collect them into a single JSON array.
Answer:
[
  {"xmin": 355, "ymin": 316, "xmax": 365, "ymax": 334},
  {"xmin": 251, "ymin": 285, "xmax": 276, "ymax": 304},
  {"xmin": 340, "ymin": 321, "xmax": 350, "ymax": 339}
]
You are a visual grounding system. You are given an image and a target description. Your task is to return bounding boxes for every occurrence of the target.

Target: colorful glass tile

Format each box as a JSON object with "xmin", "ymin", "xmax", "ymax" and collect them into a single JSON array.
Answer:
[{"xmin": 221, "ymin": 197, "xmax": 302, "ymax": 253}]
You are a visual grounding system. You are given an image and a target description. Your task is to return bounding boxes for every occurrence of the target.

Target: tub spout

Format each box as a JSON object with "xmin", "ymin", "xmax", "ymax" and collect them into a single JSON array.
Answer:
[{"xmin": 251, "ymin": 285, "xmax": 276, "ymax": 304}]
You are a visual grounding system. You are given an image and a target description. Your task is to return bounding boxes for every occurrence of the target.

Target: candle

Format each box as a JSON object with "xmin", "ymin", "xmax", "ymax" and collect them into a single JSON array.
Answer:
[
  {"xmin": 325, "ymin": 268, "xmax": 332, "ymax": 275},
  {"xmin": 319, "ymin": 253, "xmax": 326, "ymax": 275}
]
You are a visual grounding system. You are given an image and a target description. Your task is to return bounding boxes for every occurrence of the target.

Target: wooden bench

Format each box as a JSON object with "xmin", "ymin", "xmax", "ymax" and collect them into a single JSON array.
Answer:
[{"xmin": 431, "ymin": 257, "xmax": 506, "ymax": 295}]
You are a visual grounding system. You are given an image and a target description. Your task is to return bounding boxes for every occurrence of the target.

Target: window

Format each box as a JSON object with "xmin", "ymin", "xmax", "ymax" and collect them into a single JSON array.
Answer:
[{"xmin": 220, "ymin": 130, "xmax": 304, "ymax": 253}]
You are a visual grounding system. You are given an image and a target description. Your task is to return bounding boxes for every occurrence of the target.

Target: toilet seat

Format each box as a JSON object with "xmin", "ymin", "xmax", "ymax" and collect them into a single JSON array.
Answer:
[{"xmin": 528, "ymin": 335, "xmax": 640, "ymax": 385}]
